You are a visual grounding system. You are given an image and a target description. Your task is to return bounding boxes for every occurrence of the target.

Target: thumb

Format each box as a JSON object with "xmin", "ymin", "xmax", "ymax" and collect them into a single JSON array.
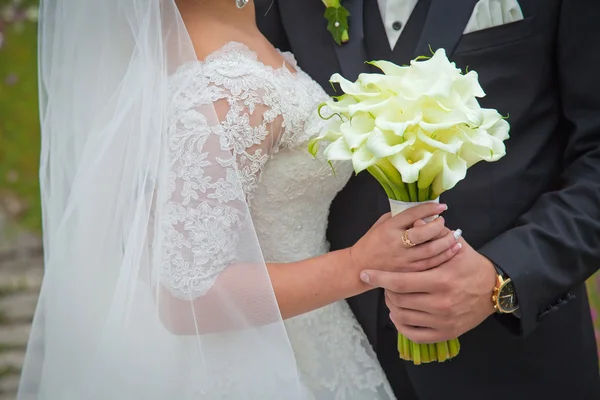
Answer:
[{"xmin": 360, "ymin": 269, "xmax": 425, "ymax": 293}]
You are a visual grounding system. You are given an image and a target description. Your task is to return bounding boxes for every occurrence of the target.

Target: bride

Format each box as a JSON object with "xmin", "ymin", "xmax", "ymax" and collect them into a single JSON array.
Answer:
[{"xmin": 18, "ymin": 0, "xmax": 460, "ymax": 398}]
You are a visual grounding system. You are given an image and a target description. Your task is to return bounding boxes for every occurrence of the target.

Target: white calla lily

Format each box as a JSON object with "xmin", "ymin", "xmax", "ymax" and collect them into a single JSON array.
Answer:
[
  {"xmin": 437, "ymin": 153, "xmax": 467, "ymax": 193},
  {"xmin": 323, "ymin": 95, "xmax": 357, "ymax": 115},
  {"xmin": 366, "ymin": 128, "xmax": 416, "ymax": 158},
  {"xmin": 373, "ymin": 101, "xmax": 422, "ymax": 136},
  {"xmin": 417, "ymin": 98, "xmax": 482, "ymax": 133},
  {"xmin": 367, "ymin": 60, "xmax": 409, "ymax": 76},
  {"xmin": 313, "ymin": 47, "xmax": 509, "ymax": 204},
  {"xmin": 307, "ymin": 118, "xmax": 343, "ymax": 157},
  {"xmin": 417, "ymin": 129, "xmax": 463, "ymax": 154},
  {"xmin": 454, "ymin": 70, "xmax": 486, "ymax": 100},
  {"xmin": 389, "ymin": 147, "xmax": 433, "ymax": 184},
  {"xmin": 330, "ymin": 73, "xmax": 380, "ymax": 98},
  {"xmin": 351, "ymin": 144, "xmax": 380, "ymax": 173},
  {"xmin": 481, "ymin": 108, "xmax": 510, "ymax": 141},
  {"xmin": 417, "ymin": 151, "xmax": 443, "ymax": 189},
  {"xmin": 347, "ymin": 95, "xmax": 393, "ymax": 116},
  {"xmin": 323, "ymin": 136, "xmax": 353, "ymax": 161},
  {"xmin": 340, "ymin": 113, "xmax": 375, "ymax": 150},
  {"xmin": 356, "ymin": 73, "xmax": 403, "ymax": 94}
]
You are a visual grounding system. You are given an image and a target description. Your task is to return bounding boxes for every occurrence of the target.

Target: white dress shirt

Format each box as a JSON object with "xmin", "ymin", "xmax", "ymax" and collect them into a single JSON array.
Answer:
[{"xmin": 377, "ymin": 0, "xmax": 419, "ymax": 50}]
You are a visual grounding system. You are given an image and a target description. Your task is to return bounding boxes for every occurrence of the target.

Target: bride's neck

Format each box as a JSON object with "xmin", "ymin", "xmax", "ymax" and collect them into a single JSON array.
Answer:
[{"xmin": 177, "ymin": 0, "xmax": 256, "ymax": 31}]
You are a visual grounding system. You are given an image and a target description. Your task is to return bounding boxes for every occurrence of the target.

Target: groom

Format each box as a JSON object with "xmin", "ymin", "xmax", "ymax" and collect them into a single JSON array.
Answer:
[{"xmin": 257, "ymin": 0, "xmax": 600, "ymax": 399}]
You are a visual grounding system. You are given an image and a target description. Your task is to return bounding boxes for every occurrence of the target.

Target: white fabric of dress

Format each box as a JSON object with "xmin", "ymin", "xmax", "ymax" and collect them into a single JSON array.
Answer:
[{"xmin": 163, "ymin": 42, "xmax": 396, "ymax": 399}]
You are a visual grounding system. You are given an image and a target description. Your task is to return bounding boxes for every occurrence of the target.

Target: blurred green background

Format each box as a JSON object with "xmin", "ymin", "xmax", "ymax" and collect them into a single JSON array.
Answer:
[
  {"xmin": 0, "ymin": 1, "xmax": 598, "ymax": 396},
  {"xmin": 0, "ymin": 0, "xmax": 40, "ymax": 232}
]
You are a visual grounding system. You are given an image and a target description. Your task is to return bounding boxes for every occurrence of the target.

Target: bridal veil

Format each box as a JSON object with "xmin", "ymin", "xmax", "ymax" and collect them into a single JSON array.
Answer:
[{"xmin": 18, "ymin": 1, "xmax": 302, "ymax": 398}]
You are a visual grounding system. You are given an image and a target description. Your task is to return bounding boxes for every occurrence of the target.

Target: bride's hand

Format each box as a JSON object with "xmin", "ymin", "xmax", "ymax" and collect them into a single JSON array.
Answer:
[{"xmin": 349, "ymin": 203, "xmax": 461, "ymax": 273}]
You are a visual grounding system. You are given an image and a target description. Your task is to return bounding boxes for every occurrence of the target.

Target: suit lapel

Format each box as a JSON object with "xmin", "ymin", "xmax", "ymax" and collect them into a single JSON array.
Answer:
[
  {"xmin": 414, "ymin": 0, "xmax": 479, "ymax": 58},
  {"xmin": 333, "ymin": 0, "xmax": 370, "ymax": 81}
]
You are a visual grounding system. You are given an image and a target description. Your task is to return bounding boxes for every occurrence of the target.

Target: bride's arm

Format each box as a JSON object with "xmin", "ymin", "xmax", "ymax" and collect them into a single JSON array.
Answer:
[
  {"xmin": 268, "ymin": 204, "xmax": 455, "ymax": 320},
  {"xmin": 159, "ymin": 250, "xmax": 363, "ymax": 334},
  {"xmin": 268, "ymin": 249, "xmax": 366, "ymax": 319},
  {"xmin": 159, "ymin": 204, "xmax": 455, "ymax": 335}
]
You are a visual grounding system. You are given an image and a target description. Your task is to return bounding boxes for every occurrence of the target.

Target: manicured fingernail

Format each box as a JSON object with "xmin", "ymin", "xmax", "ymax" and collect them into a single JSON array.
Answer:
[
  {"xmin": 360, "ymin": 272, "xmax": 370, "ymax": 283},
  {"xmin": 453, "ymin": 229, "xmax": 463, "ymax": 240},
  {"xmin": 452, "ymin": 243, "xmax": 462, "ymax": 252},
  {"xmin": 438, "ymin": 204, "xmax": 448, "ymax": 212}
]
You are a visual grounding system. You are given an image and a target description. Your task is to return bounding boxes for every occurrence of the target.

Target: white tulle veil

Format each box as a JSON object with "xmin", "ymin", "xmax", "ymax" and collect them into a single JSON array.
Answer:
[{"xmin": 18, "ymin": 1, "xmax": 302, "ymax": 398}]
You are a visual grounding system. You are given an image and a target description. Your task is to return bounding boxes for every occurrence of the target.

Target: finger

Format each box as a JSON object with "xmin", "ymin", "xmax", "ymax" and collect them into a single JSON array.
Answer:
[
  {"xmin": 386, "ymin": 291, "xmax": 431, "ymax": 312},
  {"xmin": 394, "ymin": 323, "xmax": 445, "ymax": 344},
  {"xmin": 413, "ymin": 219, "xmax": 427, "ymax": 228},
  {"xmin": 360, "ymin": 269, "xmax": 432, "ymax": 293},
  {"xmin": 390, "ymin": 203, "xmax": 448, "ymax": 230},
  {"xmin": 414, "ymin": 219, "xmax": 451, "ymax": 241},
  {"xmin": 405, "ymin": 217, "xmax": 446, "ymax": 246},
  {"xmin": 433, "ymin": 227, "xmax": 451, "ymax": 240},
  {"xmin": 387, "ymin": 306, "xmax": 437, "ymax": 330},
  {"xmin": 415, "ymin": 219, "xmax": 450, "ymax": 239},
  {"xmin": 407, "ymin": 229, "xmax": 462, "ymax": 262},
  {"xmin": 386, "ymin": 291, "xmax": 453, "ymax": 317},
  {"xmin": 408, "ymin": 241, "xmax": 462, "ymax": 271}
]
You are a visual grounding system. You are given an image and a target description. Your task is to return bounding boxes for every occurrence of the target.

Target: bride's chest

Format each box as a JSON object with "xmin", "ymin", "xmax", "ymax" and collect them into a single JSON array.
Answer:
[
  {"xmin": 253, "ymin": 146, "xmax": 352, "ymax": 204},
  {"xmin": 248, "ymin": 146, "xmax": 352, "ymax": 261}
]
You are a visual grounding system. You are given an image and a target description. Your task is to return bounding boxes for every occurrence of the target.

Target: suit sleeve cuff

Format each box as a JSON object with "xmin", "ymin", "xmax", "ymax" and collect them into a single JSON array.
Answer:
[{"xmin": 478, "ymin": 233, "xmax": 539, "ymax": 337}]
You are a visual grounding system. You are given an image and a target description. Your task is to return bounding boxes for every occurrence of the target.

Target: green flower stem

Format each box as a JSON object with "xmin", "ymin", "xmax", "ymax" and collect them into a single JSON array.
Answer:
[
  {"xmin": 431, "ymin": 187, "xmax": 443, "ymax": 200},
  {"xmin": 412, "ymin": 342, "xmax": 422, "ymax": 365},
  {"xmin": 376, "ymin": 160, "xmax": 411, "ymax": 202},
  {"xmin": 448, "ymin": 338, "xmax": 460, "ymax": 358},
  {"xmin": 398, "ymin": 182, "xmax": 411, "ymax": 202},
  {"xmin": 436, "ymin": 341, "xmax": 449, "ymax": 362},
  {"xmin": 418, "ymin": 185, "xmax": 431, "ymax": 202},
  {"xmin": 420, "ymin": 342, "xmax": 430, "ymax": 363},
  {"xmin": 428, "ymin": 343, "xmax": 437, "ymax": 361},
  {"xmin": 399, "ymin": 335, "xmax": 411, "ymax": 361},
  {"xmin": 398, "ymin": 339, "xmax": 406, "ymax": 359},
  {"xmin": 366, "ymin": 165, "xmax": 395, "ymax": 199},
  {"xmin": 398, "ymin": 336, "xmax": 461, "ymax": 364},
  {"xmin": 407, "ymin": 182, "xmax": 418, "ymax": 202}
]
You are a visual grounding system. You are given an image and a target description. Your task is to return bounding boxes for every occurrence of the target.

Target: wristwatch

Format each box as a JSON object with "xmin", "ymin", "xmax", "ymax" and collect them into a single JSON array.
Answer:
[{"xmin": 492, "ymin": 266, "xmax": 520, "ymax": 314}]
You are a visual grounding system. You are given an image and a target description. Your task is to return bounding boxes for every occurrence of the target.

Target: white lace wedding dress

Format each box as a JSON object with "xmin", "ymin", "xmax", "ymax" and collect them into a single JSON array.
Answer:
[{"xmin": 164, "ymin": 42, "xmax": 395, "ymax": 399}]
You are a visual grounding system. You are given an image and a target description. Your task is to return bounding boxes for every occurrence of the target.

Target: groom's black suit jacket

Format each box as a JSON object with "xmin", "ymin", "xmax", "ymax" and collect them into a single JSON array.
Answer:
[{"xmin": 258, "ymin": 1, "xmax": 600, "ymax": 398}]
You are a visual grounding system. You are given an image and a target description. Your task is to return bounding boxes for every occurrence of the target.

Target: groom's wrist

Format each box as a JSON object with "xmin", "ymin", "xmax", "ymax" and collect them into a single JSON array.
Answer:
[{"xmin": 492, "ymin": 264, "xmax": 521, "ymax": 318}]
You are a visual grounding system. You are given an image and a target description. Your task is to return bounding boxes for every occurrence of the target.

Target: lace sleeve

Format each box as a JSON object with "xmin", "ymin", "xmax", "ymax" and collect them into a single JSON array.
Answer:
[{"xmin": 158, "ymin": 58, "xmax": 283, "ymax": 302}]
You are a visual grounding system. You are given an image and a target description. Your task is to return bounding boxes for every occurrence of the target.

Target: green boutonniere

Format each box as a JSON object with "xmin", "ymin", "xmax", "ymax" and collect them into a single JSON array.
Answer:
[{"xmin": 322, "ymin": 0, "xmax": 350, "ymax": 45}]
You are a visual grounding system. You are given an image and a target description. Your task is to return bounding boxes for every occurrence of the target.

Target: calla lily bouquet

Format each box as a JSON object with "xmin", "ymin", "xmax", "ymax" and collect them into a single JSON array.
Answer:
[{"xmin": 309, "ymin": 49, "xmax": 510, "ymax": 364}]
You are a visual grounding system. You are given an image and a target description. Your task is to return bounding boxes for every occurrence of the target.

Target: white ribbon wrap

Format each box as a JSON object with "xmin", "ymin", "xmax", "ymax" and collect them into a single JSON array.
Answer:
[{"xmin": 389, "ymin": 198, "xmax": 440, "ymax": 221}]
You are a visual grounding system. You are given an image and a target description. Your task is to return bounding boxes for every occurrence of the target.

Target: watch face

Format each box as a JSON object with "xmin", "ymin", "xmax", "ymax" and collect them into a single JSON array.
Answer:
[{"xmin": 498, "ymin": 281, "xmax": 519, "ymax": 313}]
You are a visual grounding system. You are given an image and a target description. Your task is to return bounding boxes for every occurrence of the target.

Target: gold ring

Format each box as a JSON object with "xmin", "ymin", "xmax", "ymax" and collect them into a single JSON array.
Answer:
[{"xmin": 401, "ymin": 229, "xmax": 416, "ymax": 248}]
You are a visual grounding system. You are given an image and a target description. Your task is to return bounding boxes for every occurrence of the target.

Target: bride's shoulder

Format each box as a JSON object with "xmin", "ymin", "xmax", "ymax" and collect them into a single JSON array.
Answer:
[
  {"xmin": 172, "ymin": 41, "xmax": 259, "ymax": 79},
  {"xmin": 168, "ymin": 42, "xmax": 266, "ymax": 106},
  {"xmin": 200, "ymin": 41, "xmax": 257, "ymax": 62}
]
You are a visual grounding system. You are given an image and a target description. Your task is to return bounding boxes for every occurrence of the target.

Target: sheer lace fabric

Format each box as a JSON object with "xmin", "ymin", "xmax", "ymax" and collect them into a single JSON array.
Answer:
[{"xmin": 161, "ymin": 42, "xmax": 395, "ymax": 399}]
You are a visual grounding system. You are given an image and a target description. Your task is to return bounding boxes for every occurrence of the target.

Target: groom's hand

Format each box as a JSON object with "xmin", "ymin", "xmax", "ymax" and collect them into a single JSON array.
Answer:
[{"xmin": 361, "ymin": 239, "xmax": 497, "ymax": 344}]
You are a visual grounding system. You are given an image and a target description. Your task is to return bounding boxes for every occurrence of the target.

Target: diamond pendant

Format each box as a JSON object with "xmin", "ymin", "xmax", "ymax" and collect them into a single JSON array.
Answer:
[{"xmin": 236, "ymin": 0, "xmax": 249, "ymax": 9}]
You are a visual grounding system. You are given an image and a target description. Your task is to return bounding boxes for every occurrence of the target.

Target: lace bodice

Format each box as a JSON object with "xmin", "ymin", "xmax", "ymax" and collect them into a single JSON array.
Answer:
[{"xmin": 161, "ymin": 42, "xmax": 395, "ymax": 399}]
